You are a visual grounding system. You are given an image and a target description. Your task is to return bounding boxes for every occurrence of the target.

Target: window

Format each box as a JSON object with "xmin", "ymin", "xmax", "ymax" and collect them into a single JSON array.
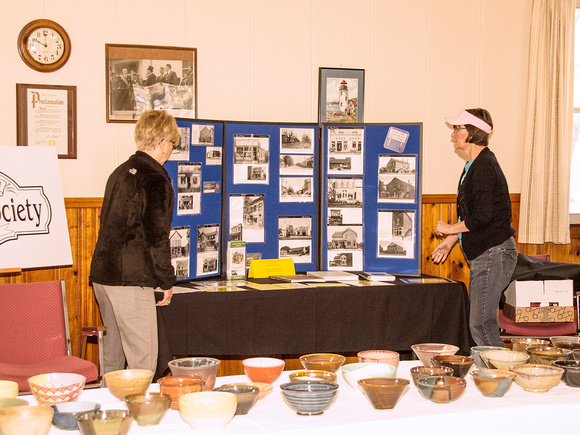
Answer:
[{"xmin": 571, "ymin": 5, "xmax": 580, "ymax": 223}]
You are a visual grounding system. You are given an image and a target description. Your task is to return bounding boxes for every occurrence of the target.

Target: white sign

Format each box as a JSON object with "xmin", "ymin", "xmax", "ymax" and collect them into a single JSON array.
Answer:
[{"xmin": 0, "ymin": 146, "xmax": 72, "ymax": 269}]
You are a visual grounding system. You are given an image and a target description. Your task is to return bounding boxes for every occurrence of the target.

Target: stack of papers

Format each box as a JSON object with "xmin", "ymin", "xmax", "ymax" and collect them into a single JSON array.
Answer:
[
  {"xmin": 358, "ymin": 272, "xmax": 396, "ymax": 282},
  {"xmin": 306, "ymin": 271, "xmax": 359, "ymax": 281}
]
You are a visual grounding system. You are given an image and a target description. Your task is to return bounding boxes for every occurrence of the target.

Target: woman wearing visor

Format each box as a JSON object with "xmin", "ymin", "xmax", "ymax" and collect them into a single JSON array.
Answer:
[{"xmin": 431, "ymin": 108, "xmax": 517, "ymax": 347}]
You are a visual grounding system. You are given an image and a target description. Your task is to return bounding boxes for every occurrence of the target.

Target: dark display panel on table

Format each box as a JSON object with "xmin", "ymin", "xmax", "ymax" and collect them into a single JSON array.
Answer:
[
  {"xmin": 224, "ymin": 122, "xmax": 319, "ymax": 272},
  {"xmin": 165, "ymin": 119, "xmax": 224, "ymax": 281},
  {"xmin": 321, "ymin": 123, "xmax": 422, "ymax": 275}
]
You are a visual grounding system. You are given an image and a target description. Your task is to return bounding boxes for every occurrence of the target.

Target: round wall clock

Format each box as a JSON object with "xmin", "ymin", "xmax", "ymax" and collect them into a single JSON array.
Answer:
[{"xmin": 18, "ymin": 19, "xmax": 71, "ymax": 72}]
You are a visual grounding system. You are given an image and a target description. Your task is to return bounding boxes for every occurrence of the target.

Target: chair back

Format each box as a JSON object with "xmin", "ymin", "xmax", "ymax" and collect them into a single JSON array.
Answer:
[{"xmin": 0, "ymin": 280, "xmax": 71, "ymax": 364}]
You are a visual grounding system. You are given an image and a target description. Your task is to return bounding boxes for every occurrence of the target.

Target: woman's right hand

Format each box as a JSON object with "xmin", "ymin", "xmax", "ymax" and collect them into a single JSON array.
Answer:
[{"xmin": 431, "ymin": 235, "xmax": 458, "ymax": 264}]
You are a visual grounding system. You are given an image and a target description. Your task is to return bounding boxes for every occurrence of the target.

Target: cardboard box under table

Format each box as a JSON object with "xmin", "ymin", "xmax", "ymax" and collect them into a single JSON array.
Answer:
[{"xmin": 503, "ymin": 279, "xmax": 574, "ymax": 323}]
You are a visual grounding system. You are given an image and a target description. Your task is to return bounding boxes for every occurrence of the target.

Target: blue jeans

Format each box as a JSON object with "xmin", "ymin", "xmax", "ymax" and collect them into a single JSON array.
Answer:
[{"xmin": 467, "ymin": 237, "xmax": 518, "ymax": 346}]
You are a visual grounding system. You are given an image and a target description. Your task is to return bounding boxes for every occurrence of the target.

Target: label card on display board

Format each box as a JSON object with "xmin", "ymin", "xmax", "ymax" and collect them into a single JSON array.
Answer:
[{"xmin": 0, "ymin": 146, "xmax": 72, "ymax": 270}]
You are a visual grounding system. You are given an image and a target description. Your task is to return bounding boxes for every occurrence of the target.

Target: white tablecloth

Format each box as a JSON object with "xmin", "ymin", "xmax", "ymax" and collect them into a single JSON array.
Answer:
[{"xmin": 24, "ymin": 361, "xmax": 580, "ymax": 434}]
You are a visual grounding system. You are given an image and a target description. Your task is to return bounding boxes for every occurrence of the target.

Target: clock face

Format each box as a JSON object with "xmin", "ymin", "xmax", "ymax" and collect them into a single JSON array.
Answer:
[{"xmin": 26, "ymin": 26, "xmax": 65, "ymax": 65}]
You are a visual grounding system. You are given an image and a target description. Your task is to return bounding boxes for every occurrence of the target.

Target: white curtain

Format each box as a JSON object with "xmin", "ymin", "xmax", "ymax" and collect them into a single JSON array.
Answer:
[{"xmin": 519, "ymin": 0, "xmax": 574, "ymax": 244}]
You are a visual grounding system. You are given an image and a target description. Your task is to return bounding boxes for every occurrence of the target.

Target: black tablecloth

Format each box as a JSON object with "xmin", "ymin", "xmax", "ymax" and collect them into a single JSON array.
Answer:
[{"xmin": 155, "ymin": 278, "xmax": 473, "ymax": 379}]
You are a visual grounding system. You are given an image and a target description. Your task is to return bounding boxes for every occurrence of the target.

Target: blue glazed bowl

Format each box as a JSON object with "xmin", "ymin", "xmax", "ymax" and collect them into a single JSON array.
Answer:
[
  {"xmin": 50, "ymin": 401, "xmax": 101, "ymax": 431},
  {"xmin": 471, "ymin": 369, "xmax": 516, "ymax": 397},
  {"xmin": 280, "ymin": 381, "xmax": 339, "ymax": 415},
  {"xmin": 416, "ymin": 376, "xmax": 466, "ymax": 404}
]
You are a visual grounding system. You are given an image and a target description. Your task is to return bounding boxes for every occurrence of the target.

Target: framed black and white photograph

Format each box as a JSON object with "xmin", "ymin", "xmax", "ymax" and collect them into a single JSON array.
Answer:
[
  {"xmin": 106, "ymin": 44, "xmax": 197, "ymax": 123},
  {"xmin": 318, "ymin": 68, "xmax": 364, "ymax": 123}
]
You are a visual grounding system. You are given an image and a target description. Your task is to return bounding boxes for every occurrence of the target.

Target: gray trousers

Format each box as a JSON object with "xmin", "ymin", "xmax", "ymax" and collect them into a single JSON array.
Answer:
[{"xmin": 92, "ymin": 283, "xmax": 158, "ymax": 374}]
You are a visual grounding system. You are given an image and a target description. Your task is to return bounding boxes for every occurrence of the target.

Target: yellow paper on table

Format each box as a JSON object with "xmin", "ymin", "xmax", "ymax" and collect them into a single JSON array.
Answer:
[{"xmin": 248, "ymin": 258, "xmax": 295, "ymax": 278}]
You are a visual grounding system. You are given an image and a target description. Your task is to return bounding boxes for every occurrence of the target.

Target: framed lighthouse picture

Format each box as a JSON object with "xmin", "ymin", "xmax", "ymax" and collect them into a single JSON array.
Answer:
[{"xmin": 318, "ymin": 67, "xmax": 365, "ymax": 124}]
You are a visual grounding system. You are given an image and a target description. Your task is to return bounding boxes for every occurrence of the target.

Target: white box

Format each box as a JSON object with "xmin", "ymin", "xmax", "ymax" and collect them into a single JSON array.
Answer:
[{"xmin": 504, "ymin": 279, "xmax": 573, "ymax": 308}]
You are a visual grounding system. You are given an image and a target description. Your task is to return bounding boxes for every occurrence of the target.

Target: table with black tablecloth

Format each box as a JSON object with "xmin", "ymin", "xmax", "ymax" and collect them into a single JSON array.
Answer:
[{"xmin": 154, "ymin": 277, "xmax": 473, "ymax": 379}]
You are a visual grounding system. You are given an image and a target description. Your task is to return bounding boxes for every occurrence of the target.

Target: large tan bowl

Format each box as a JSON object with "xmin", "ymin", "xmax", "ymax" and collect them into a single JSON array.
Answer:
[
  {"xmin": 28, "ymin": 373, "xmax": 86, "ymax": 406},
  {"xmin": 480, "ymin": 350, "xmax": 529, "ymax": 371},
  {"xmin": 104, "ymin": 369, "xmax": 154, "ymax": 401},
  {"xmin": 512, "ymin": 364, "xmax": 564, "ymax": 392},
  {"xmin": 526, "ymin": 346, "xmax": 572, "ymax": 365},
  {"xmin": 125, "ymin": 392, "xmax": 171, "ymax": 427},
  {"xmin": 179, "ymin": 391, "xmax": 237, "ymax": 430},
  {"xmin": 411, "ymin": 343, "xmax": 459, "ymax": 366},
  {"xmin": 0, "ymin": 405, "xmax": 54, "ymax": 435}
]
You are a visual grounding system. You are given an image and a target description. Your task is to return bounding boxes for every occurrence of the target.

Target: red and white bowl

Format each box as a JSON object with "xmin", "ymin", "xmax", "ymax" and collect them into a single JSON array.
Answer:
[{"xmin": 28, "ymin": 373, "xmax": 86, "ymax": 406}]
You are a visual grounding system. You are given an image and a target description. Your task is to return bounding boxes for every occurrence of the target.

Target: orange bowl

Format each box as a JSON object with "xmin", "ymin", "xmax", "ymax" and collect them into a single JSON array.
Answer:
[{"xmin": 242, "ymin": 358, "xmax": 285, "ymax": 384}]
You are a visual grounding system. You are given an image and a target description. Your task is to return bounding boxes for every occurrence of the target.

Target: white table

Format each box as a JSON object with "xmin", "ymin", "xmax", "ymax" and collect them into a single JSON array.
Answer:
[{"xmin": 24, "ymin": 361, "xmax": 580, "ymax": 434}]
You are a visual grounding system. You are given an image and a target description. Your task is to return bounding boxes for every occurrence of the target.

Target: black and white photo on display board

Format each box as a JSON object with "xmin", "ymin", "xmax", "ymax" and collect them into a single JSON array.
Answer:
[
  {"xmin": 377, "ymin": 210, "xmax": 415, "ymax": 259},
  {"xmin": 170, "ymin": 226, "xmax": 190, "ymax": 280},
  {"xmin": 206, "ymin": 147, "xmax": 222, "ymax": 166},
  {"xmin": 327, "ymin": 127, "xmax": 364, "ymax": 175},
  {"xmin": 280, "ymin": 128, "xmax": 314, "ymax": 154},
  {"xmin": 233, "ymin": 134, "xmax": 270, "ymax": 184},
  {"xmin": 177, "ymin": 163, "xmax": 201, "ymax": 215},
  {"xmin": 280, "ymin": 154, "xmax": 314, "ymax": 176},
  {"xmin": 229, "ymin": 194, "xmax": 265, "ymax": 243},
  {"xmin": 191, "ymin": 124, "xmax": 214, "ymax": 145},
  {"xmin": 327, "ymin": 177, "xmax": 363, "ymax": 208},
  {"xmin": 170, "ymin": 126, "xmax": 191, "ymax": 161},
  {"xmin": 203, "ymin": 181, "xmax": 220, "ymax": 194},
  {"xmin": 279, "ymin": 177, "xmax": 313, "ymax": 203},
  {"xmin": 197, "ymin": 224, "xmax": 220, "ymax": 276},
  {"xmin": 278, "ymin": 216, "xmax": 312, "ymax": 264},
  {"xmin": 378, "ymin": 175, "xmax": 416, "ymax": 203},
  {"xmin": 326, "ymin": 224, "xmax": 363, "ymax": 270}
]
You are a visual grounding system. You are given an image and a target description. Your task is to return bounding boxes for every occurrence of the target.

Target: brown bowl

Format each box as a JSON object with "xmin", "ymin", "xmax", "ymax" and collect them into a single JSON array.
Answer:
[
  {"xmin": 431, "ymin": 355, "xmax": 475, "ymax": 379},
  {"xmin": 289, "ymin": 370, "xmax": 337, "ymax": 383},
  {"xmin": 526, "ymin": 346, "xmax": 571, "ymax": 366},
  {"xmin": 125, "ymin": 392, "xmax": 170, "ymax": 426},
  {"xmin": 357, "ymin": 377, "xmax": 410, "ymax": 410},
  {"xmin": 158, "ymin": 375, "xmax": 204, "ymax": 410},
  {"xmin": 409, "ymin": 366, "xmax": 454, "ymax": 387},
  {"xmin": 299, "ymin": 353, "xmax": 346, "ymax": 373},
  {"xmin": 104, "ymin": 369, "xmax": 154, "ymax": 401}
]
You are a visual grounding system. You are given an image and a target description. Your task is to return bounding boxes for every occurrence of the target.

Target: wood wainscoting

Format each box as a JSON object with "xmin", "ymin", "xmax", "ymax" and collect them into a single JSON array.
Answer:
[{"xmin": 1, "ymin": 195, "xmax": 579, "ymax": 375}]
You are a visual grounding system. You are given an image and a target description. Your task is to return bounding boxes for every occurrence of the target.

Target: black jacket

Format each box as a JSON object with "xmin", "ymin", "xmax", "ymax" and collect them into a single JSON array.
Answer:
[
  {"xmin": 90, "ymin": 151, "xmax": 176, "ymax": 290},
  {"xmin": 457, "ymin": 147, "xmax": 515, "ymax": 260}
]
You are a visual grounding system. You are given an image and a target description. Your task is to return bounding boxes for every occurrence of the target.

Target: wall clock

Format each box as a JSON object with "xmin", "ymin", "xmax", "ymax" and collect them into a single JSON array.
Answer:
[{"xmin": 18, "ymin": 19, "xmax": 71, "ymax": 72}]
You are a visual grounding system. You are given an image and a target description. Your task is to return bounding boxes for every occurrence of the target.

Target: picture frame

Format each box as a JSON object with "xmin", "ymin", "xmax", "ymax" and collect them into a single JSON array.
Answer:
[
  {"xmin": 106, "ymin": 43, "xmax": 197, "ymax": 123},
  {"xmin": 16, "ymin": 83, "xmax": 77, "ymax": 159},
  {"xmin": 318, "ymin": 67, "xmax": 365, "ymax": 123}
]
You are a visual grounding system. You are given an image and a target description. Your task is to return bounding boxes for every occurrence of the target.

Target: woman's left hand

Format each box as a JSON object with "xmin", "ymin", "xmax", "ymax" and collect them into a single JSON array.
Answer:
[
  {"xmin": 156, "ymin": 288, "xmax": 173, "ymax": 306},
  {"xmin": 435, "ymin": 220, "xmax": 451, "ymax": 236}
]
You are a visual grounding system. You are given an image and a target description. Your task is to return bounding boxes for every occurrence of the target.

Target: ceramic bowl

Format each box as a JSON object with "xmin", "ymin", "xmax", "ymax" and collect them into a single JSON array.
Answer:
[
  {"xmin": 0, "ymin": 381, "xmax": 19, "ymax": 399},
  {"xmin": 357, "ymin": 350, "xmax": 400, "ymax": 367},
  {"xmin": 470, "ymin": 346, "xmax": 507, "ymax": 367},
  {"xmin": 550, "ymin": 336, "xmax": 580, "ymax": 350},
  {"xmin": 480, "ymin": 350, "xmax": 529, "ymax": 371},
  {"xmin": 470, "ymin": 369, "xmax": 516, "ymax": 397},
  {"xmin": 242, "ymin": 357, "xmax": 285, "ymax": 384},
  {"xmin": 219, "ymin": 382, "xmax": 273, "ymax": 400},
  {"xmin": 28, "ymin": 373, "xmax": 86, "ymax": 406},
  {"xmin": 572, "ymin": 350, "xmax": 580, "ymax": 360},
  {"xmin": 125, "ymin": 392, "xmax": 171, "ymax": 426},
  {"xmin": 299, "ymin": 353, "xmax": 346, "ymax": 373},
  {"xmin": 357, "ymin": 377, "xmax": 409, "ymax": 410},
  {"xmin": 168, "ymin": 357, "xmax": 221, "ymax": 390},
  {"xmin": 289, "ymin": 370, "xmax": 337, "ymax": 383},
  {"xmin": 552, "ymin": 360, "xmax": 580, "ymax": 387},
  {"xmin": 50, "ymin": 401, "xmax": 101, "ymax": 431},
  {"xmin": 279, "ymin": 381, "xmax": 339, "ymax": 415},
  {"xmin": 525, "ymin": 346, "xmax": 572, "ymax": 365},
  {"xmin": 103, "ymin": 369, "xmax": 154, "ymax": 401},
  {"xmin": 510, "ymin": 338, "xmax": 550, "ymax": 353},
  {"xmin": 213, "ymin": 384, "xmax": 259, "ymax": 415},
  {"xmin": 158, "ymin": 375, "xmax": 204, "ymax": 410},
  {"xmin": 411, "ymin": 343, "xmax": 459, "ymax": 366},
  {"xmin": 179, "ymin": 391, "xmax": 237, "ymax": 430},
  {"xmin": 0, "ymin": 399, "xmax": 29, "ymax": 411},
  {"xmin": 416, "ymin": 376, "xmax": 467, "ymax": 404},
  {"xmin": 512, "ymin": 364, "xmax": 564, "ymax": 392},
  {"xmin": 0, "ymin": 405, "xmax": 54, "ymax": 435},
  {"xmin": 340, "ymin": 363, "xmax": 397, "ymax": 391},
  {"xmin": 431, "ymin": 355, "xmax": 475, "ymax": 379},
  {"xmin": 76, "ymin": 410, "xmax": 133, "ymax": 435},
  {"xmin": 409, "ymin": 366, "xmax": 454, "ymax": 387}
]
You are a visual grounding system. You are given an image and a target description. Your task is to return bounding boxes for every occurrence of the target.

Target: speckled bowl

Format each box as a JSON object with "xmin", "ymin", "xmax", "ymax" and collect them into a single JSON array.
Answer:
[
  {"xmin": 480, "ymin": 350, "xmax": 529, "ymax": 371},
  {"xmin": 512, "ymin": 364, "xmax": 564, "ymax": 392},
  {"xmin": 471, "ymin": 369, "xmax": 516, "ymax": 397},
  {"xmin": 104, "ymin": 369, "xmax": 153, "ymax": 401}
]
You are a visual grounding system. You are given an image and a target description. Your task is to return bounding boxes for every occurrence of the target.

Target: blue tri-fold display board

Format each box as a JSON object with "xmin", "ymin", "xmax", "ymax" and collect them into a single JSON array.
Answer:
[
  {"xmin": 321, "ymin": 123, "xmax": 422, "ymax": 275},
  {"xmin": 165, "ymin": 119, "xmax": 421, "ymax": 281}
]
